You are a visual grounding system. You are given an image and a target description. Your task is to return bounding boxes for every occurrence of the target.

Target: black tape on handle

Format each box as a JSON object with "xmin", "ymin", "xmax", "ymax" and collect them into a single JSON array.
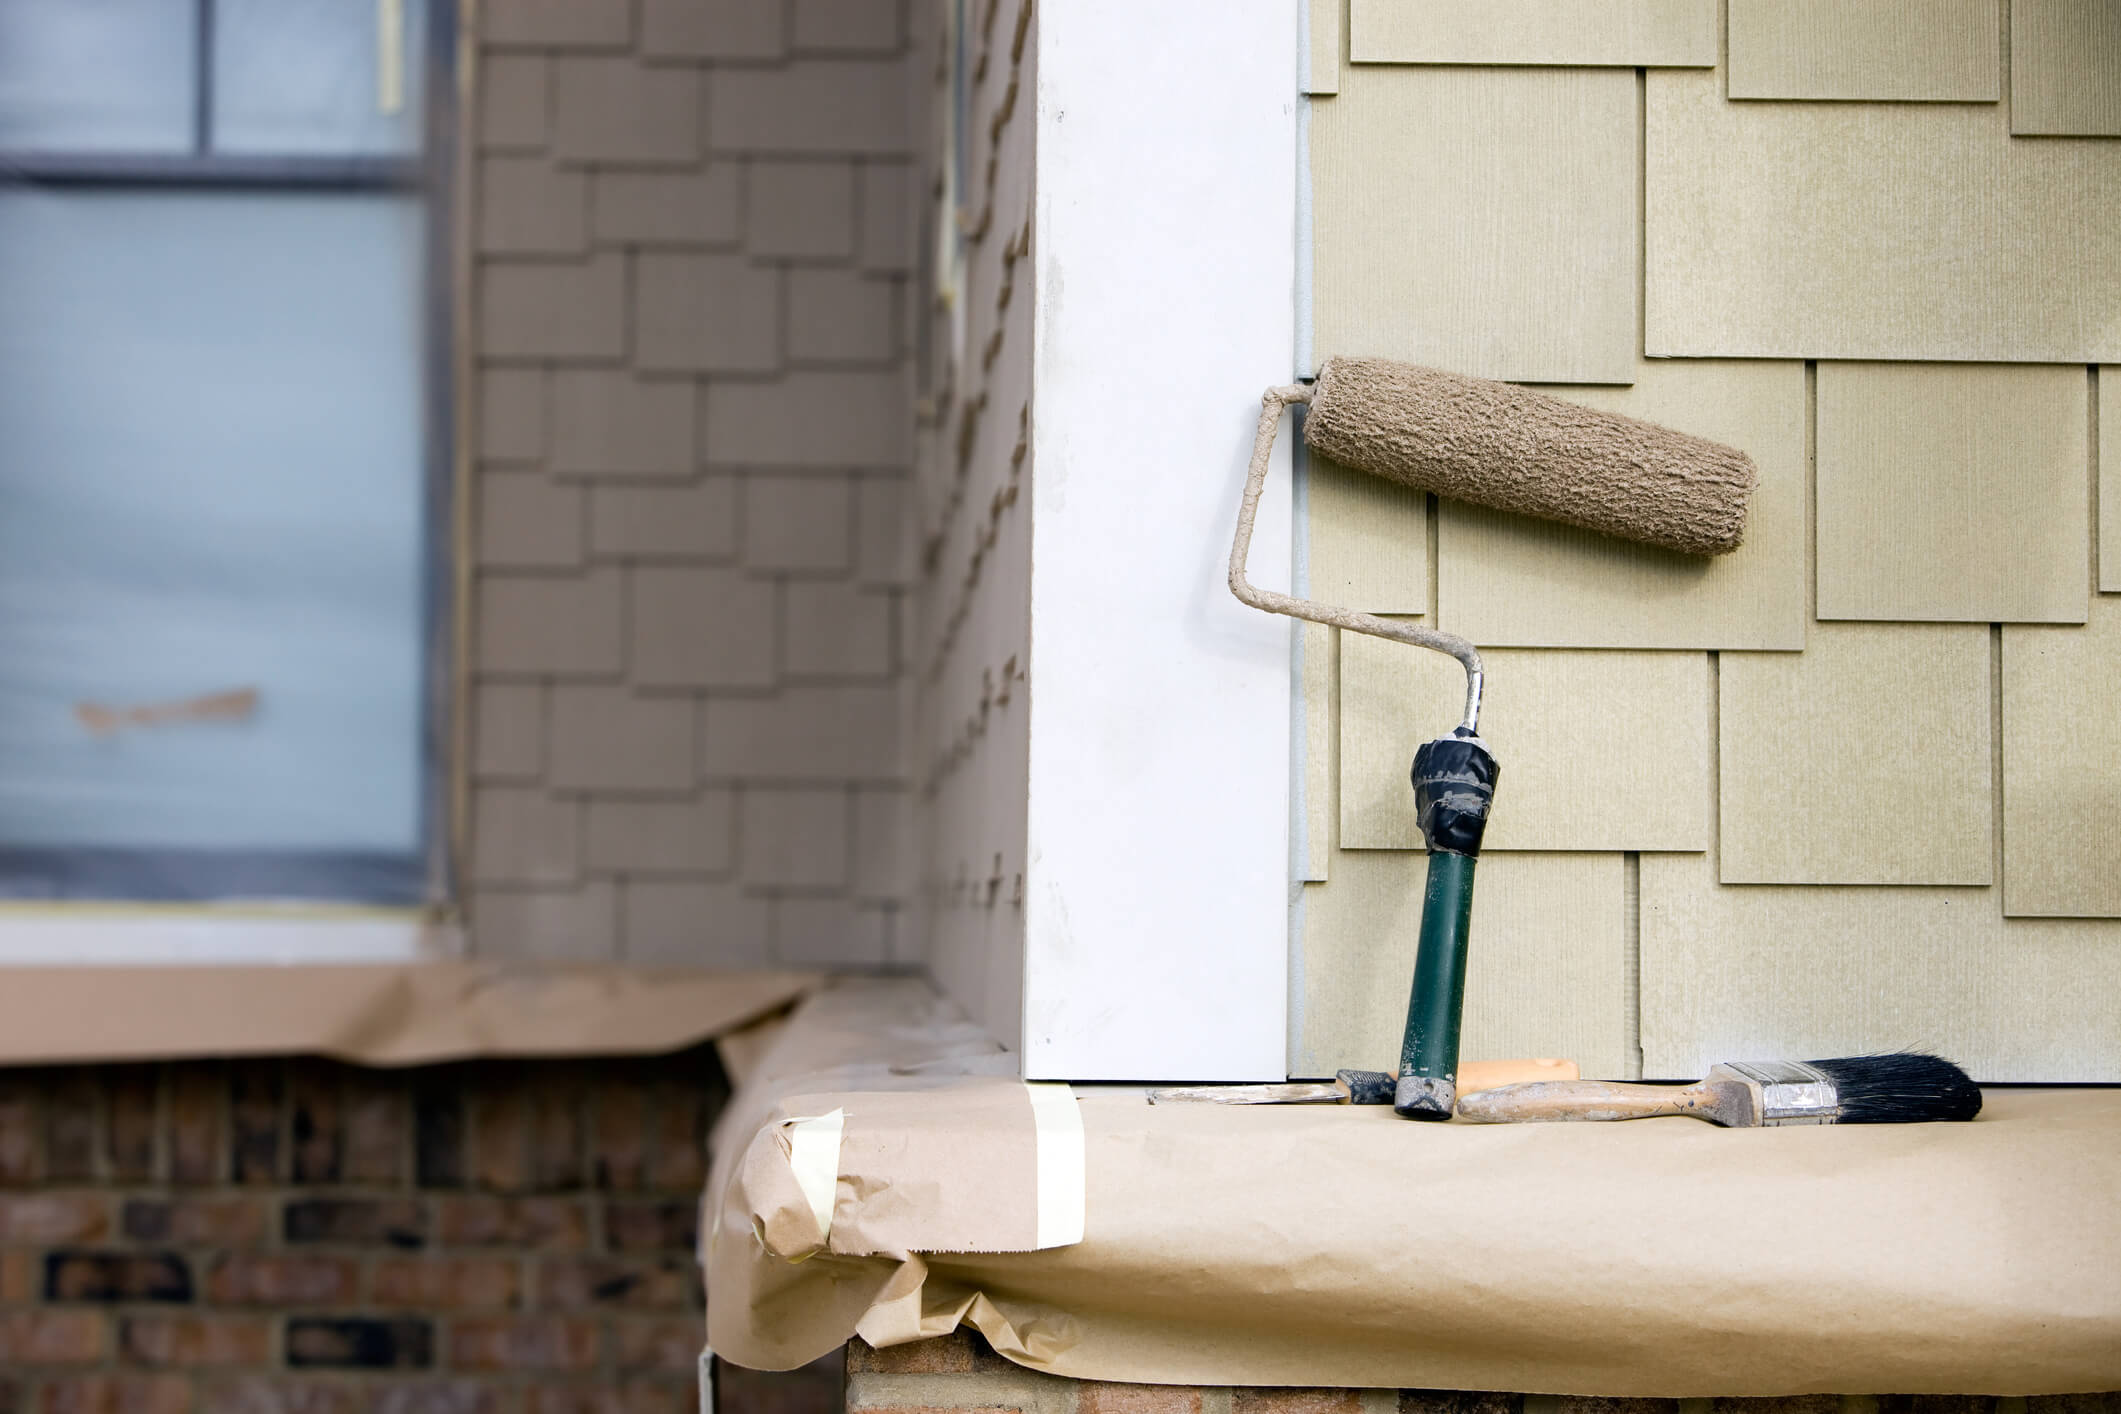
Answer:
[{"xmin": 1411, "ymin": 732, "xmax": 1499, "ymax": 857}]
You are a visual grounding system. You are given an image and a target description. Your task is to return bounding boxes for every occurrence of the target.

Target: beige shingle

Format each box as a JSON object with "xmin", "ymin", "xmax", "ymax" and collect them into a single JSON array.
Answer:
[
  {"xmin": 1339, "ymin": 635, "xmax": 1710, "ymax": 851},
  {"xmin": 552, "ymin": 58, "xmax": 700, "ymax": 167},
  {"xmin": 1815, "ymin": 363, "xmax": 2087, "ymax": 625},
  {"xmin": 550, "ymin": 372, "xmax": 697, "ymax": 479},
  {"xmin": 710, "ymin": 61, "xmax": 913, "ymax": 155},
  {"xmin": 584, "ymin": 795, "xmax": 736, "ymax": 876},
  {"xmin": 476, "ymin": 571, "xmax": 624, "ymax": 678},
  {"xmin": 621, "ymin": 880, "xmax": 770, "ymax": 967},
  {"xmin": 634, "ymin": 253, "xmax": 781, "ymax": 373},
  {"xmin": 747, "ymin": 161, "xmax": 857, "ymax": 260},
  {"xmin": 741, "ymin": 788, "xmax": 850, "ymax": 888},
  {"xmin": 2003, "ymin": 597, "xmax": 2121, "ymax": 916},
  {"xmin": 589, "ymin": 482, "xmax": 739, "ymax": 561},
  {"xmin": 628, "ymin": 566, "xmax": 777, "ymax": 689},
  {"xmin": 471, "ymin": 787, "xmax": 580, "ymax": 886},
  {"xmin": 480, "ymin": 256, "xmax": 626, "ymax": 360},
  {"xmin": 548, "ymin": 686, "xmax": 695, "ymax": 792},
  {"xmin": 1310, "ymin": 65, "xmax": 1638, "ymax": 383},
  {"xmin": 1719, "ymin": 622, "xmax": 1993, "ymax": 885}
]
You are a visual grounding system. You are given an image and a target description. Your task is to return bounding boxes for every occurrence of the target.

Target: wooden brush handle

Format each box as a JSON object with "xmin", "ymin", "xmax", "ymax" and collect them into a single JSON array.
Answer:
[{"xmin": 1456, "ymin": 1080, "xmax": 1715, "ymax": 1124}]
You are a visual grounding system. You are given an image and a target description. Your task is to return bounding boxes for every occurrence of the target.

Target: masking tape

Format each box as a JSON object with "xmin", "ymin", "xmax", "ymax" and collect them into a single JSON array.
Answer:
[
  {"xmin": 1027, "ymin": 1082, "xmax": 1085, "ymax": 1248},
  {"xmin": 785, "ymin": 1110, "xmax": 845, "ymax": 1243}
]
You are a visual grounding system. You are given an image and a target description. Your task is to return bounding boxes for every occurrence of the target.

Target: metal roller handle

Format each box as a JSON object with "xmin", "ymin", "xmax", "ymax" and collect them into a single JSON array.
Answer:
[{"xmin": 1227, "ymin": 384, "xmax": 1485, "ymax": 734}]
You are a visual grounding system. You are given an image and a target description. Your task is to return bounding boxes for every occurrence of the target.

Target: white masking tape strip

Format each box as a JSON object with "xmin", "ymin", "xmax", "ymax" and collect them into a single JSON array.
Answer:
[
  {"xmin": 1026, "ymin": 1082, "xmax": 1086, "ymax": 1248},
  {"xmin": 784, "ymin": 1109, "xmax": 845, "ymax": 1243}
]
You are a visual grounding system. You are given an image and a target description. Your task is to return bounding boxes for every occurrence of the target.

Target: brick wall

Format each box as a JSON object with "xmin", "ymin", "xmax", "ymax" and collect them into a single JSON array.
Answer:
[
  {"xmin": 0, "ymin": 1053, "xmax": 772, "ymax": 1414},
  {"xmin": 466, "ymin": 0, "xmax": 922, "ymax": 968},
  {"xmin": 847, "ymin": 1331, "xmax": 2117, "ymax": 1414}
]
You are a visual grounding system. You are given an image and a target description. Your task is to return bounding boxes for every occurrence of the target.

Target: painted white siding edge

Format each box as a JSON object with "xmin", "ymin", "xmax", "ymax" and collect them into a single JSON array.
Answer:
[{"xmin": 1023, "ymin": 0, "xmax": 1299, "ymax": 1081}]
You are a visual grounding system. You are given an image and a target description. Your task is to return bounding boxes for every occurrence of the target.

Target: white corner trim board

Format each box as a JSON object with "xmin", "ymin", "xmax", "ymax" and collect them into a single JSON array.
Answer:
[{"xmin": 1024, "ymin": 0, "xmax": 1299, "ymax": 1081}]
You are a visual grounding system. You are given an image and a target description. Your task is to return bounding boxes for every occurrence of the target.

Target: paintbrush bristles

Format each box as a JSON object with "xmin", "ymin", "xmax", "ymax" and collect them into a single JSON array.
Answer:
[{"xmin": 1809, "ymin": 1052, "xmax": 1983, "ymax": 1124}]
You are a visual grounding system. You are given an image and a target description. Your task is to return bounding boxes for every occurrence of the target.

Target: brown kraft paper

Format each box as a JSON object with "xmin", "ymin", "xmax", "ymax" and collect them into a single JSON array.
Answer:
[
  {"xmin": 0, "ymin": 963, "xmax": 814, "ymax": 1065},
  {"xmin": 706, "ymin": 981, "xmax": 2121, "ymax": 1395}
]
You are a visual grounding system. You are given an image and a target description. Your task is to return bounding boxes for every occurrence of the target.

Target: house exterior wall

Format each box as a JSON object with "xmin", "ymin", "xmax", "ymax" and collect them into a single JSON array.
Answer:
[
  {"xmin": 908, "ymin": 0, "xmax": 1037, "ymax": 1051},
  {"xmin": 464, "ymin": 0, "xmax": 923, "ymax": 969},
  {"xmin": 0, "ymin": 1053, "xmax": 745, "ymax": 1414},
  {"xmin": 1295, "ymin": 1, "xmax": 2121, "ymax": 1080}
]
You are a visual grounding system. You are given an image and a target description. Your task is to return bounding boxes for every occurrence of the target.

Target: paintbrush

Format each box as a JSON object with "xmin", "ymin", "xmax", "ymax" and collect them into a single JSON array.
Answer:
[{"xmin": 1455, "ymin": 1052, "xmax": 1982, "ymax": 1127}]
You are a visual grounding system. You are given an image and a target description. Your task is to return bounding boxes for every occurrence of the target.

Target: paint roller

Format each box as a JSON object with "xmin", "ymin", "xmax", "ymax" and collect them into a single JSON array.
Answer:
[{"xmin": 1228, "ymin": 357, "xmax": 1756, "ymax": 1119}]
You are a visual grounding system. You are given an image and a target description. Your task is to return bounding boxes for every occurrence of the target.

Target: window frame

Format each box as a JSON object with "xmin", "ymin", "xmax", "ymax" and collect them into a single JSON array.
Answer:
[{"xmin": 0, "ymin": 0, "xmax": 460, "ymax": 915}]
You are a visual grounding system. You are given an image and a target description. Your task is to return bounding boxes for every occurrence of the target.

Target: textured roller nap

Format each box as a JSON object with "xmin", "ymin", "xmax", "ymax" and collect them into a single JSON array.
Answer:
[{"xmin": 1304, "ymin": 357, "xmax": 1757, "ymax": 556}]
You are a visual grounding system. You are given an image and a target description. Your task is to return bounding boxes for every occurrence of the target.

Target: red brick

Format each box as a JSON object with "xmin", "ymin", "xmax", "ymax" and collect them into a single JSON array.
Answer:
[
  {"xmin": 0, "ymin": 1310, "xmax": 107, "ymax": 1362},
  {"xmin": 0, "ymin": 1081, "xmax": 38, "ymax": 1184},
  {"xmin": 199, "ymin": 1381, "xmax": 359, "ymax": 1414},
  {"xmin": 615, "ymin": 1386, "xmax": 693, "ymax": 1414},
  {"xmin": 529, "ymin": 1086, "xmax": 585, "ymax": 1191},
  {"xmin": 716, "ymin": 1355, "xmax": 845, "ymax": 1414},
  {"xmin": 434, "ymin": 1198, "xmax": 588, "ymax": 1251},
  {"xmin": 105, "ymin": 1071, "xmax": 160, "ymax": 1182},
  {"xmin": 1236, "ymin": 1394, "xmax": 1363, "ymax": 1414},
  {"xmin": 38, "ymin": 1376, "xmax": 191, "ymax": 1414},
  {"xmin": 1401, "ymin": 1397, "xmax": 1519, "ymax": 1414},
  {"xmin": 447, "ymin": 1317, "xmax": 600, "ymax": 1372},
  {"xmin": 526, "ymin": 1392, "xmax": 624, "ymax": 1414},
  {"xmin": 202, "ymin": 1255, "xmax": 359, "ymax": 1306},
  {"xmin": 1, "ymin": 1249, "xmax": 33, "ymax": 1302},
  {"xmin": 1081, "ymin": 1388, "xmax": 1200, "ymax": 1414},
  {"xmin": 45, "ymin": 1073, "xmax": 98, "ymax": 1180},
  {"xmin": 469, "ymin": 1089, "xmax": 532, "ymax": 1193},
  {"xmin": 414, "ymin": 1088, "xmax": 465, "ymax": 1189},
  {"xmin": 168, "ymin": 1067, "xmax": 225, "ymax": 1186},
  {"xmin": 121, "ymin": 1314, "xmax": 272, "ymax": 1368},
  {"xmin": 0, "ymin": 1193, "xmax": 111, "ymax": 1242},
  {"xmin": 370, "ymin": 1258, "xmax": 520, "ymax": 1310},
  {"xmin": 286, "ymin": 1319, "xmax": 432, "ymax": 1371},
  {"xmin": 368, "ymin": 1384, "xmax": 499, "ymax": 1414},
  {"xmin": 846, "ymin": 1334, "xmax": 981, "ymax": 1374},
  {"xmin": 283, "ymin": 1199, "xmax": 427, "ymax": 1249},
  {"xmin": 647, "ymin": 1087, "xmax": 709, "ymax": 1193},
  {"xmin": 846, "ymin": 1405, "xmax": 1019, "ymax": 1414},
  {"xmin": 289, "ymin": 1066, "xmax": 343, "ymax": 1185},
  {"xmin": 44, "ymin": 1252, "xmax": 193, "ymax": 1302},
  {"xmin": 342, "ymin": 1076, "xmax": 407, "ymax": 1185},
  {"xmin": 613, "ymin": 1318, "xmax": 700, "ymax": 1374},
  {"xmin": 591, "ymin": 1088, "xmax": 647, "ymax": 1190},
  {"xmin": 536, "ymin": 1258, "xmax": 695, "ymax": 1311},
  {"xmin": 229, "ymin": 1067, "xmax": 284, "ymax": 1185},
  {"xmin": 123, "ymin": 1199, "xmax": 267, "ymax": 1248},
  {"xmin": 603, "ymin": 1201, "xmax": 695, "ymax": 1254}
]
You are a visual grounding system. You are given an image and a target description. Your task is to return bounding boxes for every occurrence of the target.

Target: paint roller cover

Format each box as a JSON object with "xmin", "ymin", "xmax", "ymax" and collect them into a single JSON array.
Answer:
[{"xmin": 1304, "ymin": 357, "xmax": 1757, "ymax": 556}]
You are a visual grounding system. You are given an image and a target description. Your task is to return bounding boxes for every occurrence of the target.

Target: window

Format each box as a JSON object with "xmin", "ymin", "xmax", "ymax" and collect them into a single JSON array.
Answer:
[{"xmin": 0, "ymin": 0, "xmax": 455, "ymax": 905}]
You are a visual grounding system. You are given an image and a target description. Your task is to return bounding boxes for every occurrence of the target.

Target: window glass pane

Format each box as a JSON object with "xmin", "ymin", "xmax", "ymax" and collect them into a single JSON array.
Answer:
[
  {"xmin": 212, "ymin": 0, "xmax": 427, "ymax": 156},
  {"xmin": 0, "ymin": 189, "xmax": 427, "ymax": 864},
  {"xmin": 0, "ymin": 0, "xmax": 197, "ymax": 153}
]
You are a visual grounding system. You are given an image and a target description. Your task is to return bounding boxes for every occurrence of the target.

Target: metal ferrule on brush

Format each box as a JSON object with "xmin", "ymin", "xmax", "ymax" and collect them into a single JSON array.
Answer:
[{"xmin": 1712, "ymin": 1060, "xmax": 1842, "ymax": 1126}]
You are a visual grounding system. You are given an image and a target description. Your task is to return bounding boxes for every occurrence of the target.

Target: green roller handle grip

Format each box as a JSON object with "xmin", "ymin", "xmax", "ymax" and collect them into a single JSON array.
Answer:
[{"xmin": 1395, "ymin": 849, "xmax": 1478, "ymax": 1119}]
